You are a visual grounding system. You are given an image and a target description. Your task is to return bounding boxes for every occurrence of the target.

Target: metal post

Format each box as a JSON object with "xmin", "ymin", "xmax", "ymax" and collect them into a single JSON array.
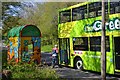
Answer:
[{"xmin": 101, "ymin": 0, "xmax": 106, "ymax": 80}]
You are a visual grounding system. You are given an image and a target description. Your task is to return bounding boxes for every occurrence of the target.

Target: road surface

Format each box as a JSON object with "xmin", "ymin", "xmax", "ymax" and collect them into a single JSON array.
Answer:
[{"xmin": 41, "ymin": 52, "xmax": 120, "ymax": 80}]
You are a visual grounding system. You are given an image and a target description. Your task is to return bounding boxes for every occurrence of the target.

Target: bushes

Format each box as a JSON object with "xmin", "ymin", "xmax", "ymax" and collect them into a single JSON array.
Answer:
[{"xmin": 3, "ymin": 62, "xmax": 59, "ymax": 79}]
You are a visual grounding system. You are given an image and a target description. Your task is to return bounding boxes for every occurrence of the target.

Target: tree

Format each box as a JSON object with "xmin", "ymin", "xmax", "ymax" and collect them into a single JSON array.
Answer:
[
  {"xmin": 2, "ymin": 2, "xmax": 79, "ymax": 45},
  {"xmin": 18, "ymin": 2, "xmax": 78, "ymax": 45},
  {"xmin": 2, "ymin": 1, "xmax": 38, "ymax": 34},
  {"xmin": 2, "ymin": 2, "xmax": 22, "ymax": 34}
]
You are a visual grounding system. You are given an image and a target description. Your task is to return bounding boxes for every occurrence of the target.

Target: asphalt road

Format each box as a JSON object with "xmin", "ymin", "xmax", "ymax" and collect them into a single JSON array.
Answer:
[{"xmin": 41, "ymin": 52, "xmax": 120, "ymax": 80}]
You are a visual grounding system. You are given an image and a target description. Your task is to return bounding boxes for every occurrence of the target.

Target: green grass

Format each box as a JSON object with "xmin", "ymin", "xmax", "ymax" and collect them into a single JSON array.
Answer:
[{"xmin": 41, "ymin": 45, "xmax": 53, "ymax": 52}]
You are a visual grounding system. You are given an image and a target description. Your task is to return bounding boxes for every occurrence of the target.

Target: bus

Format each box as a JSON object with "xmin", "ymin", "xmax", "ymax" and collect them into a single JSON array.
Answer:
[{"xmin": 58, "ymin": 1, "xmax": 120, "ymax": 75}]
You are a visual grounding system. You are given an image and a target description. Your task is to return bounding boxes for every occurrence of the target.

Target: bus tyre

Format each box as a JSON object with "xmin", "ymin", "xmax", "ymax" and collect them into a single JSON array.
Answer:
[{"xmin": 74, "ymin": 58, "xmax": 83, "ymax": 70}]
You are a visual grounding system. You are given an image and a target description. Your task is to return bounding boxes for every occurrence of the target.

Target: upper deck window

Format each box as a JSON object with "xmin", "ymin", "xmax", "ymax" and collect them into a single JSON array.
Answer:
[
  {"xmin": 88, "ymin": 2, "xmax": 102, "ymax": 17},
  {"xmin": 115, "ymin": 2, "xmax": 120, "ymax": 13},
  {"xmin": 72, "ymin": 5, "xmax": 87, "ymax": 21},
  {"xmin": 88, "ymin": 3, "xmax": 97, "ymax": 18},
  {"xmin": 88, "ymin": 2, "xmax": 108, "ymax": 17},
  {"xmin": 59, "ymin": 2, "xmax": 111, "ymax": 23},
  {"xmin": 59, "ymin": 10, "xmax": 71, "ymax": 23},
  {"xmin": 110, "ymin": 2, "xmax": 120, "ymax": 14}
]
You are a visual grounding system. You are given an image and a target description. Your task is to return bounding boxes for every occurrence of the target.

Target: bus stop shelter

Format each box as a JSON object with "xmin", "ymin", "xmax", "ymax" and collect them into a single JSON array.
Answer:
[{"xmin": 7, "ymin": 25, "xmax": 41, "ymax": 64}]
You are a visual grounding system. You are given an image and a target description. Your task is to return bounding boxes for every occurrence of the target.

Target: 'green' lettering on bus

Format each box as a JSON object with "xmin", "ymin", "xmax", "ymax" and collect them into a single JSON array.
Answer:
[{"xmin": 84, "ymin": 18, "xmax": 120, "ymax": 32}]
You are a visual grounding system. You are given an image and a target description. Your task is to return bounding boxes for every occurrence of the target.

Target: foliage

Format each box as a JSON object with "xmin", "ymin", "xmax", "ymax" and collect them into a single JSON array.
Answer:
[
  {"xmin": 36, "ymin": 2, "xmax": 78, "ymax": 40},
  {"xmin": 2, "ymin": 1, "xmax": 38, "ymax": 34},
  {"xmin": 3, "ymin": 62, "xmax": 59, "ymax": 79},
  {"xmin": 2, "ymin": 2, "xmax": 79, "ymax": 45},
  {"xmin": 2, "ymin": 2, "xmax": 22, "ymax": 34},
  {"xmin": 41, "ymin": 44, "xmax": 53, "ymax": 52}
]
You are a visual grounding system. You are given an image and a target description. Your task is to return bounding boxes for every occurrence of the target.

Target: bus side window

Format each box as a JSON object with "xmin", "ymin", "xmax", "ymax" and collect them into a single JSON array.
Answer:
[
  {"xmin": 72, "ymin": 5, "xmax": 87, "ymax": 21},
  {"xmin": 97, "ymin": 10, "xmax": 102, "ymax": 16},
  {"xmin": 95, "ymin": 2, "xmax": 102, "ymax": 17},
  {"xmin": 110, "ymin": 2, "xmax": 115, "ymax": 14},
  {"xmin": 105, "ymin": 2, "xmax": 108, "ymax": 15},
  {"xmin": 90, "ymin": 36, "xmax": 101, "ymax": 51},
  {"xmin": 88, "ymin": 3, "xmax": 96, "ymax": 18},
  {"xmin": 95, "ymin": 2, "xmax": 108, "ymax": 16},
  {"xmin": 83, "ymin": 5, "xmax": 88, "ymax": 19},
  {"xmin": 73, "ymin": 37, "xmax": 88, "ymax": 51},
  {"xmin": 90, "ymin": 36, "xmax": 110, "ymax": 52},
  {"xmin": 60, "ymin": 10, "xmax": 71, "ymax": 23},
  {"xmin": 72, "ymin": 8, "xmax": 83, "ymax": 21},
  {"xmin": 110, "ymin": 2, "xmax": 120, "ymax": 14},
  {"xmin": 115, "ymin": 2, "xmax": 120, "ymax": 13}
]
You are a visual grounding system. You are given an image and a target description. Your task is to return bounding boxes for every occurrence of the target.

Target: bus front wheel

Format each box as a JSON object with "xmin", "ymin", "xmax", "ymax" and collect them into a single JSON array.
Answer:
[{"xmin": 74, "ymin": 58, "xmax": 83, "ymax": 70}]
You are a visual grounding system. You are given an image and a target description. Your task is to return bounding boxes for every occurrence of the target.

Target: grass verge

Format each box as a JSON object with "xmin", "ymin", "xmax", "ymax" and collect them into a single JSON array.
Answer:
[{"xmin": 41, "ymin": 45, "xmax": 53, "ymax": 52}]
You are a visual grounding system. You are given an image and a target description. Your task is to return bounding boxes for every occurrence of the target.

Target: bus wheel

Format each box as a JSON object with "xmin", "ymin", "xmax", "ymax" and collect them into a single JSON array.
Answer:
[{"xmin": 74, "ymin": 58, "xmax": 83, "ymax": 70}]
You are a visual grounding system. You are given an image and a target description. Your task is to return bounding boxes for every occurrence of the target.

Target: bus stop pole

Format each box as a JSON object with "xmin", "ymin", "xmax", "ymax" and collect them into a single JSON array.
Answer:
[{"xmin": 101, "ymin": 0, "xmax": 106, "ymax": 80}]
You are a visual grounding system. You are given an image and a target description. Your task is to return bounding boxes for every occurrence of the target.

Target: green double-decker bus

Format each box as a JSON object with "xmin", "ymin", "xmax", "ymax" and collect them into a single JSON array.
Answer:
[{"xmin": 58, "ymin": 1, "xmax": 120, "ymax": 75}]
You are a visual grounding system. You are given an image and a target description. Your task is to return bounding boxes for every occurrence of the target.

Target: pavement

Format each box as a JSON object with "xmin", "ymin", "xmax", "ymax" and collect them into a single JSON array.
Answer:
[
  {"xmin": 54, "ymin": 67, "xmax": 120, "ymax": 80},
  {"xmin": 41, "ymin": 52, "xmax": 52, "ymax": 66},
  {"xmin": 41, "ymin": 52, "xmax": 120, "ymax": 80}
]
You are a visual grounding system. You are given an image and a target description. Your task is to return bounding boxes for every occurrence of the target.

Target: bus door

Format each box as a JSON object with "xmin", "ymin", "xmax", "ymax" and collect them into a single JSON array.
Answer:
[
  {"xmin": 59, "ymin": 38, "xmax": 70, "ymax": 65},
  {"xmin": 114, "ymin": 37, "xmax": 120, "ymax": 70}
]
